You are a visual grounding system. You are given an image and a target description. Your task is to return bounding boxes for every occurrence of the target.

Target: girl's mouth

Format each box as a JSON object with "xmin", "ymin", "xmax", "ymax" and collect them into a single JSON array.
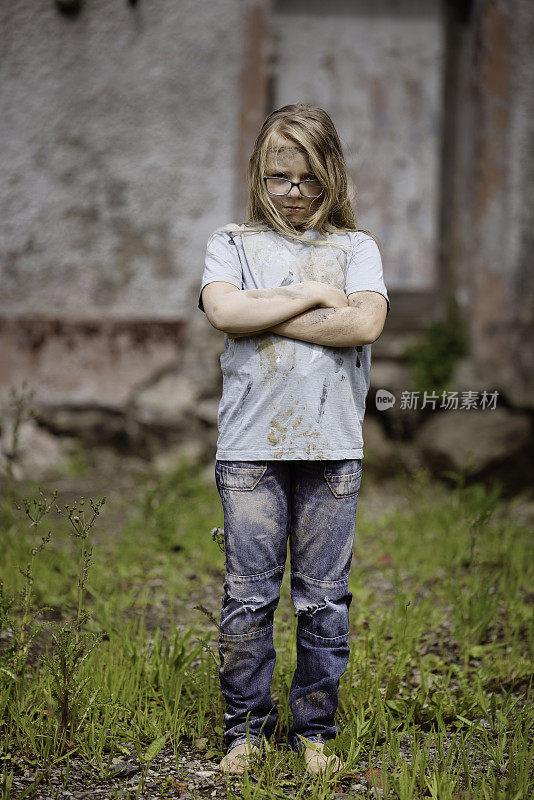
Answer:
[{"xmin": 284, "ymin": 206, "xmax": 304, "ymax": 212}]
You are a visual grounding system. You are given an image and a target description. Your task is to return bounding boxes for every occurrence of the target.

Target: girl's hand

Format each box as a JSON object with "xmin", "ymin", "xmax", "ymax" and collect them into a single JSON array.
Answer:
[{"xmin": 307, "ymin": 281, "xmax": 349, "ymax": 309}]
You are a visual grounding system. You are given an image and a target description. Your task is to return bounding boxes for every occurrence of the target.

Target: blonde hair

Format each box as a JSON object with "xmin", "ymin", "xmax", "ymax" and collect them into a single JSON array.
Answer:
[{"xmin": 237, "ymin": 103, "xmax": 378, "ymax": 252}]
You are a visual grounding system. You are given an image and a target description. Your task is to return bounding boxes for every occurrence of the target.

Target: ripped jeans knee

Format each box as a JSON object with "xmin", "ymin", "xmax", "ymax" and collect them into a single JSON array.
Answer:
[
  {"xmin": 291, "ymin": 571, "xmax": 352, "ymax": 641},
  {"xmin": 219, "ymin": 566, "xmax": 284, "ymax": 639}
]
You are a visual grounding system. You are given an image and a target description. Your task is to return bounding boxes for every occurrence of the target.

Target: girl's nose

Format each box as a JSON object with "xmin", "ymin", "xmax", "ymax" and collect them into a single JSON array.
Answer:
[{"xmin": 288, "ymin": 184, "xmax": 303, "ymax": 198}]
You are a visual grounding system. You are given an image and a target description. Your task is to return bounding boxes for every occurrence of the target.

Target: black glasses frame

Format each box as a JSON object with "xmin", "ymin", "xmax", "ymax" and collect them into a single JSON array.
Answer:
[{"xmin": 263, "ymin": 176, "xmax": 325, "ymax": 198}]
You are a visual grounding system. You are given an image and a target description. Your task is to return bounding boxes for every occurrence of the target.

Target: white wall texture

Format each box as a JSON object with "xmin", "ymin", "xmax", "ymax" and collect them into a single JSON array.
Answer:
[{"xmin": 1, "ymin": 0, "xmax": 244, "ymax": 319}]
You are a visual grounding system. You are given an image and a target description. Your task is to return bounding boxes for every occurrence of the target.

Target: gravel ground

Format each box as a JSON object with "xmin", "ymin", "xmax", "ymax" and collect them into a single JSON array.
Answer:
[
  {"xmin": 8, "ymin": 720, "xmax": 521, "ymax": 800},
  {"xmin": 2, "ymin": 739, "xmax": 477, "ymax": 799}
]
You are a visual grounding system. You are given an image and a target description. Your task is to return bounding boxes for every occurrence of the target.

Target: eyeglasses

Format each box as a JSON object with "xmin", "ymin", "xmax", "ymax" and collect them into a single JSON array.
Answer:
[{"xmin": 263, "ymin": 176, "xmax": 324, "ymax": 198}]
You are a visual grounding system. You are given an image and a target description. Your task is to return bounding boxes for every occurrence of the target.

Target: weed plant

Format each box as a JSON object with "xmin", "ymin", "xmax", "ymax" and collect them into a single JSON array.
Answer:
[
  {"xmin": 0, "ymin": 449, "xmax": 532, "ymax": 798},
  {"xmin": 402, "ymin": 304, "xmax": 468, "ymax": 394}
]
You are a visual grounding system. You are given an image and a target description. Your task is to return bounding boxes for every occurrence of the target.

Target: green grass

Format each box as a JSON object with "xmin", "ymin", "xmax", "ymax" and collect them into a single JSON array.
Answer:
[{"xmin": 0, "ymin": 457, "xmax": 532, "ymax": 799}]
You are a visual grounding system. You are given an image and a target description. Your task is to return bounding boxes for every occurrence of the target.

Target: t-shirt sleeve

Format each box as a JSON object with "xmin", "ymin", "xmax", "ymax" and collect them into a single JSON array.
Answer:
[
  {"xmin": 198, "ymin": 229, "xmax": 243, "ymax": 312},
  {"xmin": 345, "ymin": 234, "xmax": 390, "ymax": 316}
]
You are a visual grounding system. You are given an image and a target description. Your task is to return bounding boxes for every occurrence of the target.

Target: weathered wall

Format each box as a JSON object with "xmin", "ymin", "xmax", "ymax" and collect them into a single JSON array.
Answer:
[
  {"xmin": 0, "ymin": 0, "xmax": 244, "ymax": 407},
  {"xmin": 1, "ymin": 0, "xmax": 244, "ymax": 320},
  {"xmin": 1, "ymin": 0, "xmax": 533, "ymax": 451},
  {"xmin": 270, "ymin": 0, "xmax": 445, "ymax": 293},
  {"xmin": 451, "ymin": 0, "xmax": 534, "ymax": 408}
]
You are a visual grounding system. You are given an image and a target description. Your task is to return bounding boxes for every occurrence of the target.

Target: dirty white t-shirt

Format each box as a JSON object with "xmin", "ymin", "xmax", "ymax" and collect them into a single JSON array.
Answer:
[{"xmin": 198, "ymin": 223, "xmax": 390, "ymax": 461}]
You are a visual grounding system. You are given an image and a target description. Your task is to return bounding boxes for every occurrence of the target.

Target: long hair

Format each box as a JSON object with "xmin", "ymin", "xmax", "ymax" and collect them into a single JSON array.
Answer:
[{"xmin": 243, "ymin": 104, "xmax": 370, "ymax": 248}]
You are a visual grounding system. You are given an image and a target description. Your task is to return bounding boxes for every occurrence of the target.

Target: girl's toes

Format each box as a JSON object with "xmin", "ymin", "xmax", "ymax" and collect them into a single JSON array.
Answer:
[
  {"xmin": 219, "ymin": 743, "xmax": 259, "ymax": 774},
  {"xmin": 303, "ymin": 743, "xmax": 342, "ymax": 776}
]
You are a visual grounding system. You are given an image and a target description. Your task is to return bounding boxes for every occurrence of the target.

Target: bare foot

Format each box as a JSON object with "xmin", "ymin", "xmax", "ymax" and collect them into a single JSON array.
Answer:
[
  {"xmin": 303, "ymin": 740, "xmax": 343, "ymax": 776},
  {"xmin": 219, "ymin": 742, "xmax": 260, "ymax": 775}
]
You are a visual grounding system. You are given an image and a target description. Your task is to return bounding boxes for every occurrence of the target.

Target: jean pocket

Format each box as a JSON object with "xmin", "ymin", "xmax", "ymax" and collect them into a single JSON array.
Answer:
[
  {"xmin": 216, "ymin": 461, "xmax": 267, "ymax": 491},
  {"xmin": 323, "ymin": 460, "xmax": 362, "ymax": 498}
]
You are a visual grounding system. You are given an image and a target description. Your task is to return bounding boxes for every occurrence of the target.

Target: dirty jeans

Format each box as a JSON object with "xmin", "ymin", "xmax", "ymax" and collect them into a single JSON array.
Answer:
[{"xmin": 214, "ymin": 458, "xmax": 362, "ymax": 754}]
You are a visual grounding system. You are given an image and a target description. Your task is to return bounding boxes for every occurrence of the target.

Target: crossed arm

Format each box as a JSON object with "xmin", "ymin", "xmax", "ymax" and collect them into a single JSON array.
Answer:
[{"xmin": 226, "ymin": 290, "xmax": 388, "ymax": 348}]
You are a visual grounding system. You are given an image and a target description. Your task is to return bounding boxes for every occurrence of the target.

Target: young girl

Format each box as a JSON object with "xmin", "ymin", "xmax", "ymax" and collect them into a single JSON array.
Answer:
[{"xmin": 198, "ymin": 104, "xmax": 389, "ymax": 776}]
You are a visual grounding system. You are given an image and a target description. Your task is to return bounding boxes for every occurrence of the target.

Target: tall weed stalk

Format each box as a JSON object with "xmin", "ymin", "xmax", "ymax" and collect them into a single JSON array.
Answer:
[{"xmin": 41, "ymin": 495, "xmax": 106, "ymax": 754}]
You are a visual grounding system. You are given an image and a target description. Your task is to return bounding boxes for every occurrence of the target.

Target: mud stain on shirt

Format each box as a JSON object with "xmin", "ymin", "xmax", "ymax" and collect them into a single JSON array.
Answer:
[
  {"xmin": 205, "ymin": 226, "xmax": 386, "ymax": 459},
  {"xmin": 255, "ymin": 334, "xmax": 296, "ymax": 388},
  {"xmin": 267, "ymin": 406, "xmax": 294, "ymax": 448},
  {"xmin": 317, "ymin": 379, "xmax": 329, "ymax": 422},
  {"xmin": 296, "ymin": 246, "xmax": 345, "ymax": 289},
  {"xmin": 234, "ymin": 378, "xmax": 253, "ymax": 417},
  {"xmin": 268, "ymin": 396, "xmax": 329, "ymax": 459}
]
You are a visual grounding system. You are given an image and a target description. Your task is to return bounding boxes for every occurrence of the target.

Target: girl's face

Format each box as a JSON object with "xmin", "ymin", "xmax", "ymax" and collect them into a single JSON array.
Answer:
[{"xmin": 264, "ymin": 138, "xmax": 322, "ymax": 230}]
